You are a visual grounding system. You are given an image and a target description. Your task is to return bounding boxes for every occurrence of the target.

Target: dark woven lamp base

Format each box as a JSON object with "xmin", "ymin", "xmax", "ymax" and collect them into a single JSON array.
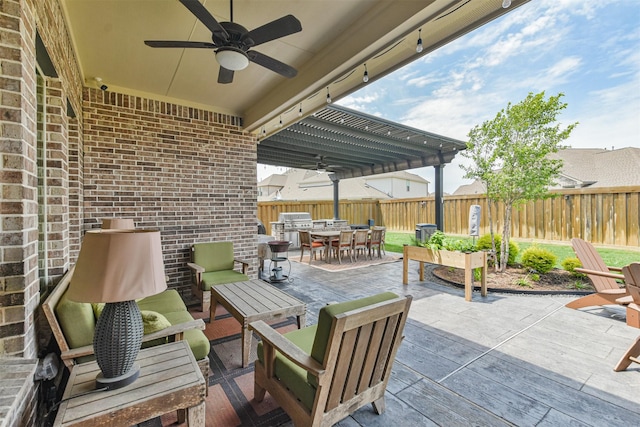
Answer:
[
  {"xmin": 94, "ymin": 300, "xmax": 144, "ymax": 390},
  {"xmin": 96, "ymin": 363, "xmax": 140, "ymax": 390}
]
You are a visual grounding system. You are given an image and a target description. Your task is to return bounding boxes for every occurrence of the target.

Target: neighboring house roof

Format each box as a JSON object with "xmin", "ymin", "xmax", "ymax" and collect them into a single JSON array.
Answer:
[
  {"xmin": 452, "ymin": 180, "xmax": 486, "ymax": 196},
  {"xmin": 548, "ymin": 147, "xmax": 640, "ymax": 188},
  {"xmin": 452, "ymin": 147, "xmax": 640, "ymax": 195},
  {"xmin": 257, "ymin": 169, "xmax": 427, "ymax": 201},
  {"xmin": 366, "ymin": 171, "xmax": 429, "ymax": 183}
]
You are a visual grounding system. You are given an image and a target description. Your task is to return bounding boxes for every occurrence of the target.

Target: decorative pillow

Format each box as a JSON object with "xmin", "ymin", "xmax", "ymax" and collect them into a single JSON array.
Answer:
[
  {"xmin": 141, "ymin": 310, "xmax": 172, "ymax": 335},
  {"xmin": 91, "ymin": 303, "xmax": 105, "ymax": 320}
]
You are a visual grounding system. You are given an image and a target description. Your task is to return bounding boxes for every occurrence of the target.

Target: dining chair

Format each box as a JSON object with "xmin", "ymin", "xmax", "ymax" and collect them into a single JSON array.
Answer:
[
  {"xmin": 299, "ymin": 230, "xmax": 324, "ymax": 264},
  {"xmin": 373, "ymin": 226, "xmax": 386, "ymax": 255},
  {"xmin": 331, "ymin": 230, "xmax": 354, "ymax": 264},
  {"xmin": 352, "ymin": 229, "xmax": 369, "ymax": 261},
  {"xmin": 368, "ymin": 228, "xmax": 383, "ymax": 259}
]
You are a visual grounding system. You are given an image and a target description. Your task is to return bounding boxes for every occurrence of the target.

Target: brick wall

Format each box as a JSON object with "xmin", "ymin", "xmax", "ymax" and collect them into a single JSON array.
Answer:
[
  {"xmin": 1, "ymin": 1, "xmax": 259, "ymax": 425},
  {"xmin": 82, "ymin": 88, "xmax": 259, "ymax": 292}
]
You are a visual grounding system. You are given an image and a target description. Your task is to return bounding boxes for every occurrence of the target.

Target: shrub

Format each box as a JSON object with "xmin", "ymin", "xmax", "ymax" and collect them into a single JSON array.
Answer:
[
  {"xmin": 561, "ymin": 257, "xmax": 585, "ymax": 278},
  {"xmin": 476, "ymin": 234, "xmax": 519, "ymax": 266},
  {"xmin": 521, "ymin": 246, "xmax": 557, "ymax": 274}
]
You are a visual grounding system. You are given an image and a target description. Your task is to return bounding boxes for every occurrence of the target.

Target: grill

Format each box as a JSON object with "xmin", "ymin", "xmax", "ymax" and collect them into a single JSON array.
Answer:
[{"xmin": 271, "ymin": 212, "xmax": 313, "ymax": 248}]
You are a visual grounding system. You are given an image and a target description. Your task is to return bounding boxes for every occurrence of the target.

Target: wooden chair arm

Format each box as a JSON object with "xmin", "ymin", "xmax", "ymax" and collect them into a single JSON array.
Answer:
[
  {"xmin": 608, "ymin": 266, "xmax": 623, "ymax": 272},
  {"xmin": 186, "ymin": 262, "xmax": 205, "ymax": 274},
  {"xmin": 234, "ymin": 258, "xmax": 249, "ymax": 274},
  {"xmin": 60, "ymin": 319, "xmax": 206, "ymax": 363},
  {"xmin": 574, "ymin": 267, "xmax": 625, "ymax": 281},
  {"xmin": 249, "ymin": 320, "xmax": 325, "ymax": 378}
]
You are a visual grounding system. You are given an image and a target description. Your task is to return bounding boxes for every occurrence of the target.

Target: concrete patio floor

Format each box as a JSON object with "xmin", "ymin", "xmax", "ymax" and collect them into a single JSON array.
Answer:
[{"xmin": 266, "ymin": 251, "xmax": 640, "ymax": 426}]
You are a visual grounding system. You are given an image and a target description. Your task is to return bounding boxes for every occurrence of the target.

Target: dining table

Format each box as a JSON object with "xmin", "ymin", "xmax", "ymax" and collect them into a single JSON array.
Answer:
[
  {"xmin": 309, "ymin": 230, "xmax": 343, "ymax": 264},
  {"xmin": 310, "ymin": 229, "xmax": 372, "ymax": 263}
]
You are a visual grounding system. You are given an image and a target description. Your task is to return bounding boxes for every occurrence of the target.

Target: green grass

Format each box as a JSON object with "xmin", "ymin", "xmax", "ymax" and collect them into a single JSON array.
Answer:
[{"xmin": 384, "ymin": 232, "xmax": 639, "ymax": 268}]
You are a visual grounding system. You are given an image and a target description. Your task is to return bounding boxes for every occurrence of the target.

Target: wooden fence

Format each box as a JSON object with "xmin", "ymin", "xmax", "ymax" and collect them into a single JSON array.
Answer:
[{"xmin": 258, "ymin": 186, "xmax": 640, "ymax": 248}]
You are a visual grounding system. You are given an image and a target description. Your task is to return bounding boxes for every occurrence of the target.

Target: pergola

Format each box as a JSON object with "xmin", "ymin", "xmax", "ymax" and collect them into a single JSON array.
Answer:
[{"xmin": 257, "ymin": 105, "xmax": 467, "ymax": 228}]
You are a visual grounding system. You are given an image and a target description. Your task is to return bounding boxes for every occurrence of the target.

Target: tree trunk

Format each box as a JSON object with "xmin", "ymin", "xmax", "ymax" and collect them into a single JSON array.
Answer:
[
  {"xmin": 488, "ymin": 199, "xmax": 498, "ymax": 272},
  {"xmin": 501, "ymin": 203, "xmax": 513, "ymax": 272}
]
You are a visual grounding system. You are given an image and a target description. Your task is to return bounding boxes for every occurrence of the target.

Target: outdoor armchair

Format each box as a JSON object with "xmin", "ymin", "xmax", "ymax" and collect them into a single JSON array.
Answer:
[
  {"xmin": 565, "ymin": 238, "xmax": 631, "ymax": 310},
  {"xmin": 250, "ymin": 292, "xmax": 412, "ymax": 427},
  {"xmin": 188, "ymin": 241, "xmax": 249, "ymax": 312},
  {"xmin": 615, "ymin": 263, "xmax": 640, "ymax": 372}
]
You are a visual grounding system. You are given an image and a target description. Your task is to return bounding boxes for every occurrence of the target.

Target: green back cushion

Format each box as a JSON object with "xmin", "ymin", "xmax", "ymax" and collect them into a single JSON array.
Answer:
[
  {"xmin": 257, "ymin": 325, "xmax": 318, "ymax": 411},
  {"xmin": 137, "ymin": 289, "xmax": 187, "ymax": 314},
  {"xmin": 193, "ymin": 241, "xmax": 235, "ymax": 272},
  {"xmin": 55, "ymin": 290, "xmax": 95, "ymax": 349},
  {"xmin": 310, "ymin": 292, "xmax": 399, "ymax": 376}
]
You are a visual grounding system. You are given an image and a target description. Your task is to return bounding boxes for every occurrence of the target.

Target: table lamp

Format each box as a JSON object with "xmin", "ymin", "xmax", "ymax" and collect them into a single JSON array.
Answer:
[
  {"xmin": 101, "ymin": 218, "xmax": 135, "ymax": 229},
  {"xmin": 67, "ymin": 229, "xmax": 167, "ymax": 390}
]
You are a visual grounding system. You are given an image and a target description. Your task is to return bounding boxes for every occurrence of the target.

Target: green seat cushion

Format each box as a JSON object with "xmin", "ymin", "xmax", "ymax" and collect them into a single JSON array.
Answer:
[
  {"xmin": 162, "ymin": 310, "xmax": 211, "ymax": 361},
  {"xmin": 201, "ymin": 270, "xmax": 249, "ymax": 291},
  {"xmin": 257, "ymin": 325, "xmax": 318, "ymax": 411},
  {"xmin": 309, "ymin": 292, "xmax": 399, "ymax": 387},
  {"xmin": 138, "ymin": 289, "xmax": 188, "ymax": 314},
  {"xmin": 55, "ymin": 290, "xmax": 95, "ymax": 349},
  {"xmin": 193, "ymin": 241, "xmax": 235, "ymax": 272}
]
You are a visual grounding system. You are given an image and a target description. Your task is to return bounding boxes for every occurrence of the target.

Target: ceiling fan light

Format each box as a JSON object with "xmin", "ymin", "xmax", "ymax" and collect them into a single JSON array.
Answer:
[{"xmin": 215, "ymin": 48, "xmax": 249, "ymax": 71}]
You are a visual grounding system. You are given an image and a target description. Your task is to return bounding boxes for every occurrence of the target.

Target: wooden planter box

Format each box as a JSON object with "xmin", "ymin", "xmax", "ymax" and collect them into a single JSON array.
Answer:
[{"xmin": 402, "ymin": 245, "xmax": 487, "ymax": 301}]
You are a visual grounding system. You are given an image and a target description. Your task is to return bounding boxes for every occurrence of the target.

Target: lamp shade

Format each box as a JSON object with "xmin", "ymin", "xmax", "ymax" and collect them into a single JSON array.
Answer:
[
  {"xmin": 101, "ymin": 218, "xmax": 135, "ymax": 230},
  {"xmin": 68, "ymin": 229, "xmax": 167, "ymax": 303}
]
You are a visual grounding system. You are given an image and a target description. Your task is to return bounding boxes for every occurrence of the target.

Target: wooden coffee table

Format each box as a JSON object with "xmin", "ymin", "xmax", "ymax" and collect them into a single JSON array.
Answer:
[{"xmin": 210, "ymin": 279, "xmax": 306, "ymax": 367}]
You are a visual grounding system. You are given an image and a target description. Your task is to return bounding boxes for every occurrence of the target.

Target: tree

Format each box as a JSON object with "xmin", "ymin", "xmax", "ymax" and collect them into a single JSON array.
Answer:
[{"xmin": 461, "ymin": 91, "xmax": 578, "ymax": 272}]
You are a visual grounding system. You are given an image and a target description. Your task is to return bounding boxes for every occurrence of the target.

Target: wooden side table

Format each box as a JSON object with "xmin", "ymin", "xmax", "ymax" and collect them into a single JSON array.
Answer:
[
  {"xmin": 210, "ymin": 279, "xmax": 306, "ymax": 368},
  {"xmin": 54, "ymin": 340, "xmax": 206, "ymax": 426}
]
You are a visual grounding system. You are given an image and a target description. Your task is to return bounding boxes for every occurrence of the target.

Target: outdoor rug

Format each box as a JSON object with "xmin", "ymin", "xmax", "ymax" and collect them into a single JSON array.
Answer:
[
  {"xmin": 160, "ymin": 305, "xmax": 296, "ymax": 427},
  {"xmin": 292, "ymin": 252, "xmax": 402, "ymax": 272}
]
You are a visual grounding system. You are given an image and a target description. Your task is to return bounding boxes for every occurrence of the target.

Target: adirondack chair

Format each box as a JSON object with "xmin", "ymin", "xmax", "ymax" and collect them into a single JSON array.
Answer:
[
  {"xmin": 614, "ymin": 263, "xmax": 640, "ymax": 372},
  {"xmin": 250, "ymin": 292, "xmax": 412, "ymax": 427},
  {"xmin": 565, "ymin": 238, "xmax": 631, "ymax": 310}
]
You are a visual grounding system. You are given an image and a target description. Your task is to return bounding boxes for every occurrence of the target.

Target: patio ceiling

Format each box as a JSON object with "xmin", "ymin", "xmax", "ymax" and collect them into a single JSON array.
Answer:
[
  {"xmin": 60, "ymin": 0, "xmax": 530, "ymax": 135},
  {"xmin": 257, "ymin": 105, "xmax": 468, "ymax": 180}
]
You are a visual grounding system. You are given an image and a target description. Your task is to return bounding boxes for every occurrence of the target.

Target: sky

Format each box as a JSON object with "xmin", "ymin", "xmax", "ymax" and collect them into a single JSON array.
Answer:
[{"xmin": 258, "ymin": 0, "xmax": 640, "ymax": 193}]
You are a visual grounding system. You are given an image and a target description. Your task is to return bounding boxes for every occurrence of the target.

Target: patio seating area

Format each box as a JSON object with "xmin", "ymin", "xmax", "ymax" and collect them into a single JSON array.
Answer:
[{"xmin": 172, "ymin": 250, "xmax": 639, "ymax": 426}]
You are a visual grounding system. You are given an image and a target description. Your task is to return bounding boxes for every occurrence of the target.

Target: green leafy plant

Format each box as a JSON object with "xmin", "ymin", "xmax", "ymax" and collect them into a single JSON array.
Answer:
[
  {"xmin": 476, "ymin": 234, "xmax": 519, "ymax": 266},
  {"xmin": 530, "ymin": 273, "xmax": 540, "ymax": 282},
  {"xmin": 425, "ymin": 230, "xmax": 447, "ymax": 250},
  {"xmin": 561, "ymin": 257, "xmax": 585, "ymax": 278},
  {"xmin": 514, "ymin": 276, "xmax": 533, "ymax": 288},
  {"xmin": 569, "ymin": 280, "xmax": 588, "ymax": 290},
  {"xmin": 521, "ymin": 246, "xmax": 557, "ymax": 274}
]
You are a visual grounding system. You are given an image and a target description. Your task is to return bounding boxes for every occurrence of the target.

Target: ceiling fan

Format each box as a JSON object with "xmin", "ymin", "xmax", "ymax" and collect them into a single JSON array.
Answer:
[
  {"xmin": 301, "ymin": 156, "xmax": 341, "ymax": 172},
  {"xmin": 144, "ymin": 0, "xmax": 302, "ymax": 84}
]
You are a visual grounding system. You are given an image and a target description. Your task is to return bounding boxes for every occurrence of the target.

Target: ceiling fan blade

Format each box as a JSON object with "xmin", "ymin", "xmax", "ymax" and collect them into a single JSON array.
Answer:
[
  {"xmin": 218, "ymin": 67, "xmax": 234, "ymax": 84},
  {"xmin": 244, "ymin": 15, "xmax": 302, "ymax": 47},
  {"xmin": 144, "ymin": 40, "xmax": 215, "ymax": 49},
  {"xmin": 247, "ymin": 50, "xmax": 297, "ymax": 78},
  {"xmin": 179, "ymin": 0, "xmax": 229, "ymax": 42}
]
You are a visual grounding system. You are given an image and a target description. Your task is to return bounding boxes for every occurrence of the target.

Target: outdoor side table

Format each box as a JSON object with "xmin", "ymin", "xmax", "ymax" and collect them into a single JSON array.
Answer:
[{"xmin": 53, "ymin": 340, "xmax": 206, "ymax": 427}]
